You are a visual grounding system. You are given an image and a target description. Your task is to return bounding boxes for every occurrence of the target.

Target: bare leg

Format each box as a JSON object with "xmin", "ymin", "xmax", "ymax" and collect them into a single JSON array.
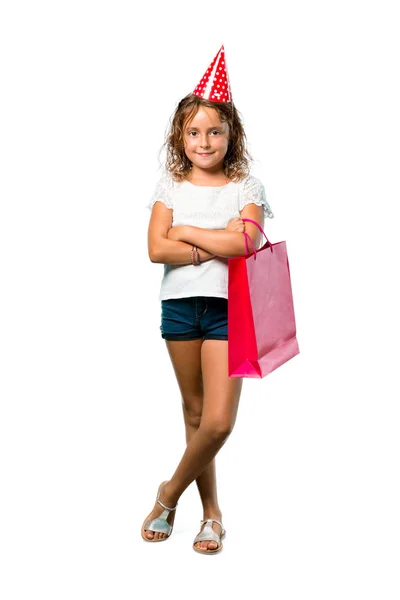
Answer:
[
  {"xmin": 166, "ymin": 339, "xmax": 221, "ymax": 507},
  {"xmin": 143, "ymin": 339, "xmax": 219, "ymax": 541},
  {"xmin": 167, "ymin": 339, "xmax": 223, "ymax": 550},
  {"xmin": 163, "ymin": 339, "xmax": 242, "ymax": 498},
  {"xmin": 165, "ymin": 340, "xmax": 242, "ymax": 550},
  {"xmin": 142, "ymin": 339, "xmax": 243, "ymax": 550}
]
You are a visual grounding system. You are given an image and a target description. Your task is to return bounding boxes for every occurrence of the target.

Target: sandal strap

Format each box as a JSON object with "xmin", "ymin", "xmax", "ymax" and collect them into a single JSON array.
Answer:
[
  {"xmin": 200, "ymin": 518, "xmax": 224, "ymax": 531},
  {"xmin": 157, "ymin": 481, "xmax": 178, "ymax": 512}
]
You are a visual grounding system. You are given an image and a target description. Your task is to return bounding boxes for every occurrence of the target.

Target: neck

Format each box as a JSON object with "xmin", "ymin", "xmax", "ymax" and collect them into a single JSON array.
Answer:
[{"xmin": 187, "ymin": 166, "xmax": 229, "ymax": 186}]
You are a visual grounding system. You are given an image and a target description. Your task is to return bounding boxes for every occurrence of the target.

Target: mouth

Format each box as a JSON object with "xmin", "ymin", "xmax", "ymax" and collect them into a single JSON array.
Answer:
[{"xmin": 196, "ymin": 152, "xmax": 214, "ymax": 157}]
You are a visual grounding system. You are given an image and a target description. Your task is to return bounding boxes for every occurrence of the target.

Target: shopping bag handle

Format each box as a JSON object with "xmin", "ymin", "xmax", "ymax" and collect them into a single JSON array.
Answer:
[{"xmin": 242, "ymin": 218, "xmax": 273, "ymax": 258}]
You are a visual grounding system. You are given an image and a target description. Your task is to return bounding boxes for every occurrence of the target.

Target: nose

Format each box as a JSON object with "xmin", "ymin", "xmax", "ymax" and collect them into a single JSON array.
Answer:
[{"xmin": 199, "ymin": 134, "xmax": 210, "ymax": 149}]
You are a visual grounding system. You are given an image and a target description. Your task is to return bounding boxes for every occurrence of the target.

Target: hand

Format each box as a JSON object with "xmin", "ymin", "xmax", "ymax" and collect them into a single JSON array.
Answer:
[{"xmin": 225, "ymin": 217, "xmax": 245, "ymax": 233}]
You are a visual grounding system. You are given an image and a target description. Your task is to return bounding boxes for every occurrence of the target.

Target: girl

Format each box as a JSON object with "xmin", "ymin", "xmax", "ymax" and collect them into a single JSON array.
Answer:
[{"xmin": 141, "ymin": 46, "xmax": 274, "ymax": 554}]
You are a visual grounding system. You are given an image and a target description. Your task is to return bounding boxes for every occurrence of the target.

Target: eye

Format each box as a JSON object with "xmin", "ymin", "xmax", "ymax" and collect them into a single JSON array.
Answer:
[
  {"xmin": 188, "ymin": 131, "xmax": 198, "ymax": 137},
  {"xmin": 210, "ymin": 130, "xmax": 220, "ymax": 136}
]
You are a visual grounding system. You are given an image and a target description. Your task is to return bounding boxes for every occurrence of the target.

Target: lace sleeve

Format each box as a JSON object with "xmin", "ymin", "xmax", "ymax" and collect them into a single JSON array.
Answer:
[
  {"xmin": 146, "ymin": 173, "xmax": 174, "ymax": 210},
  {"xmin": 239, "ymin": 175, "xmax": 274, "ymax": 219}
]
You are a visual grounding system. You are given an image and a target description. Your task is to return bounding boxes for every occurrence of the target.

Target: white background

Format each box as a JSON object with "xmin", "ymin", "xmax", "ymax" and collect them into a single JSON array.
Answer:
[{"xmin": 1, "ymin": 1, "xmax": 399, "ymax": 598}]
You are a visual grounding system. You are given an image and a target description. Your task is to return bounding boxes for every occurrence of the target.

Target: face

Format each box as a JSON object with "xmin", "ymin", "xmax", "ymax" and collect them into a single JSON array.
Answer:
[{"xmin": 183, "ymin": 106, "xmax": 230, "ymax": 173}]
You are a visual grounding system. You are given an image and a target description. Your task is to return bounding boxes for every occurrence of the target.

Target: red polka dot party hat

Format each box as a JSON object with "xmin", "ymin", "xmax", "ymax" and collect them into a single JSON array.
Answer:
[{"xmin": 192, "ymin": 45, "xmax": 232, "ymax": 103}]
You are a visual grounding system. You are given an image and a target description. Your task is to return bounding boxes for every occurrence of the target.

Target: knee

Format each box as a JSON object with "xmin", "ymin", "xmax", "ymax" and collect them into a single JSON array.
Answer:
[
  {"xmin": 202, "ymin": 417, "xmax": 235, "ymax": 442},
  {"xmin": 182, "ymin": 398, "xmax": 202, "ymax": 429}
]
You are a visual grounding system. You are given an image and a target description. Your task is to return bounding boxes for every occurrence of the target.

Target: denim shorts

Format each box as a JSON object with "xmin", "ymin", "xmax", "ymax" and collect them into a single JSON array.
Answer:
[{"xmin": 160, "ymin": 296, "xmax": 228, "ymax": 341}]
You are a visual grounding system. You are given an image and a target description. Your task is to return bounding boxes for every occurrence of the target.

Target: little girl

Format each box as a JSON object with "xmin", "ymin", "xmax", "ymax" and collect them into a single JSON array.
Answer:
[{"xmin": 141, "ymin": 46, "xmax": 274, "ymax": 554}]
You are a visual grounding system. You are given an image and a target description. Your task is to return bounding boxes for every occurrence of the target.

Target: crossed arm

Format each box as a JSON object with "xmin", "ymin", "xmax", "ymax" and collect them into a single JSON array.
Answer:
[{"xmin": 148, "ymin": 201, "xmax": 264, "ymax": 265}]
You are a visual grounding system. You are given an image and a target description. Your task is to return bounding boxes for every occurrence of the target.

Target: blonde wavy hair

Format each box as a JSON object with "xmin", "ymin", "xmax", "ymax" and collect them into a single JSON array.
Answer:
[{"xmin": 163, "ymin": 94, "xmax": 252, "ymax": 182}]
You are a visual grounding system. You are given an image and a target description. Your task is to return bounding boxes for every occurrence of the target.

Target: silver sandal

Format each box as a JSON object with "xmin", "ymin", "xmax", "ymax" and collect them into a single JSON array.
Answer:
[
  {"xmin": 141, "ymin": 481, "xmax": 178, "ymax": 542},
  {"xmin": 193, "ymin": 518, "xmax": 226, "ymax": 554}
]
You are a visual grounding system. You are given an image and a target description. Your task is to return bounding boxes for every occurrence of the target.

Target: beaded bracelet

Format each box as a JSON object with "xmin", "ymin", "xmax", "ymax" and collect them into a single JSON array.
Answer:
[{"xmin": 191, "ymin": 245, "xmax": 200, "ymax": 266}]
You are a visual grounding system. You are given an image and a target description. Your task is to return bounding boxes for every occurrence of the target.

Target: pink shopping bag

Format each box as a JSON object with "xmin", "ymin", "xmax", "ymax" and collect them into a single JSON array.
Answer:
[{"xmin": 228, "ymin": 219, "xmax": 299, "ymax": 378}]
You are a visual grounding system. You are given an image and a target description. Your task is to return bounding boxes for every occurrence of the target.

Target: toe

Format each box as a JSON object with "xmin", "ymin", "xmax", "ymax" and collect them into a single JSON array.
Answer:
[
  {"xmin": 208, "ymin": 541, "xmax": 217, "ymax": 550},
  {"xmin": 145, "ymin": 530, "xmax": 154, "ymax": 540}
]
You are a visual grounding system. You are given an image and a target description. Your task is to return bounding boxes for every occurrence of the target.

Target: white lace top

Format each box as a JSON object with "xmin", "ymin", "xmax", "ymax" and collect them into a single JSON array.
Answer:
[{"xmin": 147, "ymin": 172, "xmax": 274, "ymax": 300}]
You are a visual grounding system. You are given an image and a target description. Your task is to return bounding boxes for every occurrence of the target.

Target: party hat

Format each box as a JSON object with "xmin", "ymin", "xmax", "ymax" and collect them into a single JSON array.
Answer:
[{"xmin": 192, "ymin": 45, "xmax": 232, "ymax": 102}]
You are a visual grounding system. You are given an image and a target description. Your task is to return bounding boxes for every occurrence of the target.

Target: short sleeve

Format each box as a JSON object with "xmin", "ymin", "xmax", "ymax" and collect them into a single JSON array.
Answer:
[
  {"xmin": 146, "ymin": 172, "xmax": 174, "ymax": 211},
  {"xmin": 239, "ymin": 175, "xmax": 274, "ymax": 219}
]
